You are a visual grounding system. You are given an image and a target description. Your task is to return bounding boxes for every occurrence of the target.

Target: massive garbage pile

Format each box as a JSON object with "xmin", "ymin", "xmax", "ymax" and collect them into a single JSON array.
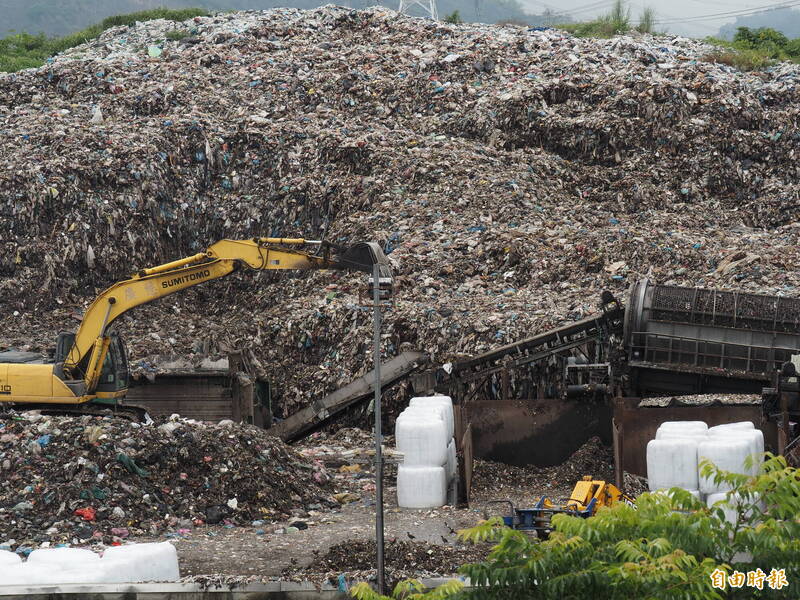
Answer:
[
  {"xmin": 0, "ymin": 412, "xmax": 332, "ymax": 549},
  {"xmin": 2, "ymin": 7, "xmax": 800, "ymax": 418}
]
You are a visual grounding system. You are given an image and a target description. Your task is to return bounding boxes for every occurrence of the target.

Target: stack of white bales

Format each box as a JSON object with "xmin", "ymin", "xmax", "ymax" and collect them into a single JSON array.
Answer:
[
  {"xmin": 395, "ymin": 396, "xmax": 456, "ymax": 508},
  {"xmin": 0, "ymin": 543, "xmax": 179, "ymax": 586},
  {"xmin": 646, "ymin": 420, "xmax": 765, "ymax": 519}
]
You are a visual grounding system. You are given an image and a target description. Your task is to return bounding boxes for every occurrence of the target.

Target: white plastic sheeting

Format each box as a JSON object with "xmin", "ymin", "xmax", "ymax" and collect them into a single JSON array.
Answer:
[
  {"xmin": 395, "ymin": 414, "xmax": 448, "ymax": 466},
  {"xmin": 698, "ymin": 439, "xmax": 752, "ymax": 494},
  {"xmin": 0, "ymin": 550, "xmax": 21, "ymax": 566},
  {"xmin": 0, "ymin": 563, "xmax": 66, "ymax": 586},
  {"xmin": 0, "ymin": 542, "xmax": 180, "ymax": 586},
  {"xmin": 708, "ymin": 421, "xmax": 754, "ymax": 434},
  {"xmin": 103, "ymin": 542, "xmax": 180, "ymax": 583},
  {"xmin": 397, "ymin": 465, "xmax": 447, "ymax": 508},
  {"xmin": 646, "ymin": 439, "xmax": 700, "ymax": 491},
  {"xmin": 708, "ymin": 428, "xmax": 765, "ymax": 475},
  {"xmin": 655, "ymin": 430, "xmax": 708, "ymax": 441},
  {"xmin": 409, "ymin": 396, "xmax": 455, "ymax": 439},
  {"xmin": 657, "ymin": 421, "xmax": 708, "ymax": 433},
  {"xmin": 27, "ymin": 547, "xmax": 101, "ymax": 567},
  {"xmin": 395, "ymin": 397, "xmax": 455, "ymax": 508}
]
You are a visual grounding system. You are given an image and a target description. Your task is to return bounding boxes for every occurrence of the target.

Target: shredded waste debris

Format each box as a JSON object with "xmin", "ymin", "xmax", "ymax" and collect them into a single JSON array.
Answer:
[
  {"xmin": 471, "ymin": 436, "xmax": 616, "ymax": 501},
  {"xmin": 2, "ymin": 7, "xmax": 800, "ymax": 419},
  {"xmin": 0, "ymin": 412, "xmax": 333, "ymax": 551},
  {"xmin": 283, "ymin": 538, "xmax": 491, "ymax": 587}
]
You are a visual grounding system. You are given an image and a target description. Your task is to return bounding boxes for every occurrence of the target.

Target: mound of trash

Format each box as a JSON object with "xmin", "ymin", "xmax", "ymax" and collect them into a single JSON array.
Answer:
[
  {"xmin": 2, "ymin": 7, "xmax": 800, "ymax": 417},
  {"xmin": 0, "ymin": 412, "xmax": 332, "ymax": 550},
  {"xmin": 284, "ymin": 538, "xmax": 491, "ymax": 586}
]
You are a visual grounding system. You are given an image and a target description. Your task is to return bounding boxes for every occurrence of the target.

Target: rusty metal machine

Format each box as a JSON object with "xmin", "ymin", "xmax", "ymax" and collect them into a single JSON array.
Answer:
[
  {"xmin": 420, "ymin": 279, "xmax": 800, "ymax": 488},
  {"xmin": 624, "ymin": 279, "xmax": 800, "ymax": 396}
]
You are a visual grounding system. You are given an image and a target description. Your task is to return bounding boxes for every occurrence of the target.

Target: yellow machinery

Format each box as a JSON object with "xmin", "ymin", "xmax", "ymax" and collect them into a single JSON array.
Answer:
[
  {"xmin": 490, "ymin": 476, "xmax": 635, "ymax": 538},
  {"xmin": 0, "ymin": 238, "xmax": 389, "ymax": 417}
]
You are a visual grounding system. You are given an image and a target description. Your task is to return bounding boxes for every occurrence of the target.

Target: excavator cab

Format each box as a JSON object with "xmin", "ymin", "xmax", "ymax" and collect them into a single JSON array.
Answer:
[
  {"xmin": 96, "ymin": 333, "xmax": 129, "ymax": 396},
  {"xmin": 55, "ymin": 331, "xmax": 129, "ymax": 398}
]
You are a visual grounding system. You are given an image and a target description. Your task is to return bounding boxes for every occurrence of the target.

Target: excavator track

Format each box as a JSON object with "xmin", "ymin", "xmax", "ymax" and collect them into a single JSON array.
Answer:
[{"xmin": 5, "ymin": 402, "xmax": 151, "ymax": 422}]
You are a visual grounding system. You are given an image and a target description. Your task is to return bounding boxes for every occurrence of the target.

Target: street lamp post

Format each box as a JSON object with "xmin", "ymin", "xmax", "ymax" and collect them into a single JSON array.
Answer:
[{"xmin": 370, "ymin": 262, "xmax": 392, "ymax": 593}]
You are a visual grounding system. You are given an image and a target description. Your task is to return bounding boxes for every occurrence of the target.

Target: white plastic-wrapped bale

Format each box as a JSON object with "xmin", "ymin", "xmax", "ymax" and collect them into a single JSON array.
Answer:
[
  {"xmin": 655, "ymin": 430, "xmax": 708, "ymax": 441},
  {"xmin": 698, "ymin": 439, "xmax": 752, "ymax": 494},
  {"xmin": 27, "ymin": 547, "xmax": 100, "ymax": 568},
  {"xmin": 102, "ymin": 542, "xmax": 180, "ymax": 582},
  {"xmin": 409, "ymin": 396, "xmax": 454, "ymax": 439},
  {"xmin": 646, "ymin": 439, "xmax": 700, "ymax": 491},
  {"xmin": 445, "ymin": 438, "xmax": 457, "ymax": 483},
  {"xmin": 401, "ymin": 403, "xmax": 453, "ymax": 440},
  {"xmin": 0, "ymin": 549, "xmax": 21, "ymax": 566},
  {"xmin": 399, "ymin": 405, "xmax": 449, "ymax": 430},
  {"xmin": 656, "ymin": 421, "xmax": 708, "ymax": 435},
  {"xmin": 395, "ymin": 410, "xmax": 448, "ymax": 466},
  {"xmin": 0, "ymin": 563, "xmax": 67, "ymax": 586},
  {"xmin": 708, "ymin": 428, "xmax": 764, "ymax": 475},
  {"xmin": 397, "ymin": 465, "xmax": 447, "ymax": 508},
  {"xmin": 708, "ymin": 421, "xmax": 754, "ymax": 434}
]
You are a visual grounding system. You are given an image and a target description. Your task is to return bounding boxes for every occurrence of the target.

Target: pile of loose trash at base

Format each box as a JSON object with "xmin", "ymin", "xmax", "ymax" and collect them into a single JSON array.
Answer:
[
  {"xmin": 0, "ymin": 412, "xmax": 333, "ymax": 552},
  {"xmin": 2, "ymin": 6, "xmax": 800, "ymax": 420}
]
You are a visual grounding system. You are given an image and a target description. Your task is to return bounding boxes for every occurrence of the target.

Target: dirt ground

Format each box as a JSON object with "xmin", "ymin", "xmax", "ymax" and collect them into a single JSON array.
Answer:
[
  {"xmin": 125, "ymin": 432, "xmax": 645, "ymax": 585},
  {"xmin": 156, "ymin": 498, "xmax": 485, "ymax": 582}
]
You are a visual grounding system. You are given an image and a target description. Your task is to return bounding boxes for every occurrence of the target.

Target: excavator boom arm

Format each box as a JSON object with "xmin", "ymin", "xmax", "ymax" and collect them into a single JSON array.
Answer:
[{"xmin": 65, "ymin": 239, "xmax": 387, "ymax": 378}]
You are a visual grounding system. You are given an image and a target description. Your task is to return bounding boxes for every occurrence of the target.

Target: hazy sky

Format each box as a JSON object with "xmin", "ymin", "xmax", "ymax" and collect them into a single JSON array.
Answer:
[{"xmin": 518, "ymin": 0, "xmax": 790, "ymax": 38}]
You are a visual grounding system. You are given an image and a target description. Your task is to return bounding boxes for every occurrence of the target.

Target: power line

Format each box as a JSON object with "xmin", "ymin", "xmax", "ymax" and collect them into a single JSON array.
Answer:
[
  {"xmin": 567, "ymin": 1, "xmax": 617, "ymax": 16},
  {"xmin": 524, "ymin": 0, "xmax": 561, "ymax": 11},
  {"xmin": 654, "ymin": 1, "xmax": 800, "ymax": 24},
  {"xmin": 683, "ymin": 0, "xmax": 756, "ymax": 7}
]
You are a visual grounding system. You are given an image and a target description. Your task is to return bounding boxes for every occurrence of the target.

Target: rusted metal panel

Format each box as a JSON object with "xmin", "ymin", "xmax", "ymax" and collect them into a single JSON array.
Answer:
[
  {"xmin": 126, "ymin": 373, "xmax": 232, "ymax": 421},
  {"xmin": 465, "ymin": 398, "xmax": 612, "ymax": 467},
  {"xmin": 612, "ymin": 417, "xmax": 622, "ymax": 489},
  {"xmin": 613, "ymin": 397, "xmax": 777, "ymax": 477}
]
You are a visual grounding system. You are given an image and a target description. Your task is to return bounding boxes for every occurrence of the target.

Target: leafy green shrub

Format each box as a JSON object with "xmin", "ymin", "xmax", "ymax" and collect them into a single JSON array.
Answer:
[
  {"xmin": 444, "ymin": 11, "xmax": 462, "ymax": 25},
  {"xmin": 702, "ymin": 49, "xmax": 773, "ymax": 72},
  {"xmin": 786, "ymin": 38, "xmax": 800, "ymax": 59},
  {"xmin": 352, "ymin": 454, "xmax": 799, "ymax": 600}
]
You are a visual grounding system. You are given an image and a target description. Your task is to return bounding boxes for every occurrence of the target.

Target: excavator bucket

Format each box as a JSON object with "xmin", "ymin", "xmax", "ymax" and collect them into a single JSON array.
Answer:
[{"xmin": 336, "ymin": 242, "xmax": 392, "ymax": 276}]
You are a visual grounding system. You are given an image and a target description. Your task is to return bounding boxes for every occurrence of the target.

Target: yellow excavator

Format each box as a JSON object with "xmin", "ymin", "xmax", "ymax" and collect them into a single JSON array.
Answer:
[
  {"xmin": 489, "ymin": 477, "xmax": 636, "ymax": 539},
  {"xmin": 0, "ymin": 237, "xmax": 389, "ymax": 418}
]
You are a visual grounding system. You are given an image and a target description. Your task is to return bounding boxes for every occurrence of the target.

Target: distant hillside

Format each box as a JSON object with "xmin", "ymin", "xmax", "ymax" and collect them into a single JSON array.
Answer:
[
  {"xmin": 718, "ymin": 7, "xmax": 800, "ymax": 40},
  {"xmin": 1, "ymin": 0, "xmax": 539, "ymax": 36}
]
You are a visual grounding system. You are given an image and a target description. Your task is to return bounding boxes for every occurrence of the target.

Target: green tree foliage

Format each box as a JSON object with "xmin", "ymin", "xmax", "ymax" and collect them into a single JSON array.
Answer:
[
  {"xmin": 352, "ymin": 454, "xmax": 799, "ymax": 599},
  {"xmin": 704, "ymin": 26, "xmax": 800, "ymax": 70},
  {"xmin": 350, "ymin": 578, "xmax": 465, "ymax": 600},
  {"xmin": 0, "ymin": 7, "xmax": 208, "ymax": 72}
]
